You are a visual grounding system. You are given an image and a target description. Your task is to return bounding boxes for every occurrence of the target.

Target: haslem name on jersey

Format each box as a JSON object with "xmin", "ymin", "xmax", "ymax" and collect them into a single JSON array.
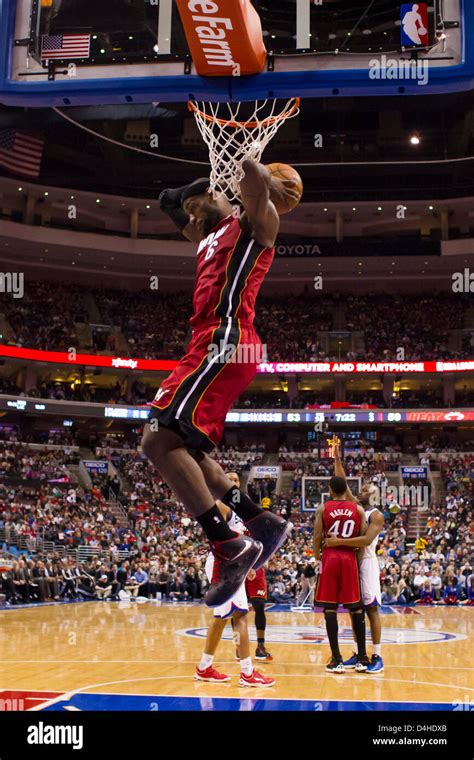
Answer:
[
  {"xmin": 197, "ymin": 222, "xmax": 231, "ymax": 260},
  {"xmin": 329, "ymin": 508, "xmax": 354, "ymax": 519}
]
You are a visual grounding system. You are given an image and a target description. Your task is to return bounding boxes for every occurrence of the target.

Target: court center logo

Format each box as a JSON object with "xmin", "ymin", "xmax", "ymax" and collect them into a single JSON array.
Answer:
[{"xmin": 179, "ymin": 625, "xmax": 466, "ymax": 645}]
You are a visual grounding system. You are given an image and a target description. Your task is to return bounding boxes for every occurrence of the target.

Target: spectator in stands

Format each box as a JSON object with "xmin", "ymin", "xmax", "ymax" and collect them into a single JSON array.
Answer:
[
  {"xmin": 133, "ymin": 565, "xmax": 149, "ymax": 597},
  {"xmin": 116, "ymin": 561, "xmax": 139, "ymax": 598},
  {"xmin": 297, "ymin": 558, "xmax": 317, "ymax": 605},
  {"xmin": 184, "ymin": 566, "xmax": 201, "ymax": 600},
  {"xmin": 168, "ymin": 567, "xmax": 188, "ymax": 602},
  {"xmin": 415, "ymin": 580, "xmax": 435, "ymax": 604},
  {"xmin": 157, "ymin": 565, "xmax": 171, "ymax": 600},
  {"xmin": 462, "ymin": 574, "xmax": 474, "ymax": 605},
  {"xmin": 269, "ymin": 574, "xmax": 294, "ymax": 604},
  {"xmin": 431, "ymin": 569, "xmax": 443, "ymax": 601},
  {"xmin": 107, "ymin": 563, "xmax": 120, "ymax": 600},
  {"xmin": 76, "ymin": 563, "xmax": 97, "ymax": 599},
  {"xmin": 32, "ymin": 560, "xmax": 51, "ymax": 601},
  {"xmin": 443, "ymin": 579, "xmax": 460, "ymax": 605},
  {"xmin": 59, "ymin": 558, "xmax": 78, "ymax": 600},
  {"xmin": 96, "ymin": 573, "xmax": 113, "ymax": 600}
]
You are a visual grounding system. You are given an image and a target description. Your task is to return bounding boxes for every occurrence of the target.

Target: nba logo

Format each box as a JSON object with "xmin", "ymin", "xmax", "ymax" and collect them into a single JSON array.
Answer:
[{"xmin": 400, "ymin": 3, "xmax": 429, "ymax": 47}]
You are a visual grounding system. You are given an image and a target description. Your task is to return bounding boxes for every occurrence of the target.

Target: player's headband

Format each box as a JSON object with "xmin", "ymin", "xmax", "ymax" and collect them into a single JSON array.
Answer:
[{"xmin": 180, "ymin": 178, "xmax": 211, "ymax": 205}]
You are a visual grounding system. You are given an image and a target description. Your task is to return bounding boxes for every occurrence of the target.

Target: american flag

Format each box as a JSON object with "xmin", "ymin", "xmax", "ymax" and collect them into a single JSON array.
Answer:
[
  {"xmin": 41, "ymin": 34, "xmax": 91, "ymax": 60},
  {"xmin": 0, "ymin": 130, "xmax": 44, "ymax": 178}
]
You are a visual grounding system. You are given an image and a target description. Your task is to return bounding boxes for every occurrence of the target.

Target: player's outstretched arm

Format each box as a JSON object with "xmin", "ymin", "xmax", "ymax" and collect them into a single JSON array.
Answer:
[
  {"xmin": 333, "ymin": 443, "xmax": 357, "ymax": 502},
  {"xmin": 313, "ymin": 506, "xmax": 324, "ymax": 559},
  {"xmin": 239, "ymin": 160, "xmax": 279, "ymax": 248},
  {"xmin": 325, "ymin": 510, "xmax": 383, "ymax": 548}
]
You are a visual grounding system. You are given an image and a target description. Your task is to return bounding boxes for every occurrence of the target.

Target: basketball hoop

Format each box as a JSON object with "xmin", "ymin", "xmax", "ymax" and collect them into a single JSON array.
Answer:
[{"xmin": 188, "ymin": 98, "xmax": 300, "ymax": 201}]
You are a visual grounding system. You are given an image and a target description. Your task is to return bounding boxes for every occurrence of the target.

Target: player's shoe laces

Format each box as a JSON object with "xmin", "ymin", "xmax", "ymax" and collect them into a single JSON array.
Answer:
[
  {"xmin": 245, "ymin": 512, "xmax": 290, "ymax": 569},
  {"xmin": 343, "ymin": 653, "xmax": 358, "ymax": 669},
  {"xmin": 194, "ymin": 666, "xmax": 230, "ymax": 683},
  {"xmin": 355, "ymin": 656, "xmax": 371, "ymax": 673},
  {"xmin": 238, "ymin": 669, "xmax": 275, "ymax": 687},
  {"xmin": 205, "ymin": 535, "xmax": 263, "ymax": 608},
  {"xmin": 326, "ymin": 657, "xmax": 345, "ymax": 673},
  {"xmin": 366, "ymin": 654, "xmax": 384, "ymax": 673},
  {"xmin": 255, "ymin": 644, "xmax": 273, "ymax": 662}
]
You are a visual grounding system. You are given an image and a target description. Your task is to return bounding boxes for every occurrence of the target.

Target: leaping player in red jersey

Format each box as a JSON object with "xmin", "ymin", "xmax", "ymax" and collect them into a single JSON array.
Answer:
[
  {"xmin": 141, "ymin": 161, "xmax": 300, "ymax": 608},
  {"xmin": 313, "ymin": 475, "xmax": 369, "ymax": 674}
]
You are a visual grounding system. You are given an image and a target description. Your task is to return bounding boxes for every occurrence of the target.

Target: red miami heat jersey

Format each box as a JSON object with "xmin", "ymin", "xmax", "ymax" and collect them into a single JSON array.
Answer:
[
  {"xmin": 190, "ymin": 214, "xmax": 274, "ymax": 329},
  {"xmin": 323, "ymin": 500, "xmax": 361, "ymax": 551},
  {"xmin": 316, "ymin": 499, "xmax": 362, "ymax": 605}
]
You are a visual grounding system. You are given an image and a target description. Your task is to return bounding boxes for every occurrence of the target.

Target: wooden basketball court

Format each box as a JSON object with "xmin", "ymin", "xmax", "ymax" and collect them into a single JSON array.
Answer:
[{"xmin": 1, "ymin": 601, "xmax": 472, "ymax": 711}]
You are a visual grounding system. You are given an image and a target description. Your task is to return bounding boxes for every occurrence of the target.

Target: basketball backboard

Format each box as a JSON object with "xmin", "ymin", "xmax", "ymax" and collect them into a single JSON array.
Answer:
[
  {"xmin": 301, "ymin": 476, "xmax": 362, "ymax": 512},
  {"xmin": 0, "ymin": 0, "xmax": 471, "ymax": 106}
]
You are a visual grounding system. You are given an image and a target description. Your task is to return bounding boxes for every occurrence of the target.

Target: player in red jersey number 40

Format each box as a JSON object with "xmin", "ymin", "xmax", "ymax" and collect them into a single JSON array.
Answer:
[{"xmin": 314, "ymin": 476, "xmax": 370, "ymax": 674}]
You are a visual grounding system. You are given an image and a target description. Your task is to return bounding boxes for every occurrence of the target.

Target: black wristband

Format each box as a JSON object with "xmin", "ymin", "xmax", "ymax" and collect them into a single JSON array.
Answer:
[
  {"xmin": 159, "ymin": 188, "xmax": 189, "ymax": 230},
  {"xmin": 159, "ymin": 186, "xmax": 186, "ymax": 209},
  {"xmin": 163, "ymin": 205, "xmax": 189, "ymax": 231}
]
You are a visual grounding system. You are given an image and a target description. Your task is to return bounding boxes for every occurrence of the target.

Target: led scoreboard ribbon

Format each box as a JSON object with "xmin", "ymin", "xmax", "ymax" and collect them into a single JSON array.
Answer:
[
  {"xmin": 1, "ymin": 397, "xmax": 474, "ymax": 424},
  {"xmin": 0, "ymin": 346, "xmax": 473, "ymax": 374}
]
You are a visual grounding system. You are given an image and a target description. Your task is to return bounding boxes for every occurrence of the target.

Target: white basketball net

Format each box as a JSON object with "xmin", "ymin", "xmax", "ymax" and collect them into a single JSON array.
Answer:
[{"xmin": 188, "ymin": 98, "xmax": 300, "ymax": 201}]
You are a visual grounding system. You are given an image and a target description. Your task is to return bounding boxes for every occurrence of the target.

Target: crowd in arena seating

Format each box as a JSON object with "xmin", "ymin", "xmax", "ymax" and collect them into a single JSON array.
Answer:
[
  {"xmin": 0, "ymin": 437, "xmax": 471, "ymax": 607},
  {"xmin": 345, "ymin": 293, "xmax": 469, "ymax": 362},
  {"xmin": 0, "ymin": 443, "xmax": 78, "ymax": 482},
  {"xmin": 235, "ymin": 388, "xmax": 450, "ymax": 409},
  {"xmin": 6, "ymin": 382, "xmax": 453, "ymax": 409},
  {"xmin": 278, "ymin": 448, "xmax": 398, "ymax": 494},
  {"xmin": 7, "ymin": 382, "xmax": 460, "ymax": 409},
  {"xmin": 1, "ymin": 281, "xmax": 85, "ymax": 352},
  {"xmin": 209, "ymin": 445, "xmax": 265, "ymax": 473},
  {"xmin": 0, "ymin": 378, "xmax": 22, "ymax": 396},
  {"xmin": 441, "ymin": 455, "xmax": 474, "ymax": 493},
  {"xmin": 91, "ymin": 289, "xmax": 190, "ymax": 361},
  {"xmin": 1, "ymin": 284, "xmax": 472, "ymax": 364},
  {"xmin": 0, "ymin": 377, "xmax": 461, "ymax": 410},
  {"xmin": 0, "ymin": 283, "xmax": 472, "ymax": 411}
]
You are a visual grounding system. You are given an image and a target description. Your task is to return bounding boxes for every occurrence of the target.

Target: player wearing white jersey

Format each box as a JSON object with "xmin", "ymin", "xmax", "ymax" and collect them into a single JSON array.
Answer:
[
  {"xmin": 194, "ymin": 472, "xmax": 275, "ymax": 688},
  {"xmin": 325, "ymin": 446, "xmax": 385, "ymax": 674},
  {"xmin": 359, "ymin": 507, "xmax": 383, "ymax": 605}
]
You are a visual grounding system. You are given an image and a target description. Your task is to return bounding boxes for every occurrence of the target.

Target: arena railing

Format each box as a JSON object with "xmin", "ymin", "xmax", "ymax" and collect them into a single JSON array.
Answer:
[
  {"xmin": 0, "ymin": 528, "xmax": 66, "ymax": 557},
  {"xmin": 0, "ymin": 528, "xmax": 133, "ymax": 563}
]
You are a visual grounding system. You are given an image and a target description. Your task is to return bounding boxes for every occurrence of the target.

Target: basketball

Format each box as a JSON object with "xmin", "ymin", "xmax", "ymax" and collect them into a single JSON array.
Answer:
[{"xmin": 265, "ymin": 163, "xmax": 304, "ymax": 214}]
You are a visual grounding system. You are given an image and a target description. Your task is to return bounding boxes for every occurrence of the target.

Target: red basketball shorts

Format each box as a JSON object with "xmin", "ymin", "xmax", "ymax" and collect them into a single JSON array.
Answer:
[
  {"xmin": 148, "ymin": 319, "xmax": 259, "ymax": 452},
  {"xmin": 315, "ymin": 548, "xmax": 361, "ymax": 606},
  {"xmin": 245, "ymin": 567, "xmax": 267, "ymax": 601}
]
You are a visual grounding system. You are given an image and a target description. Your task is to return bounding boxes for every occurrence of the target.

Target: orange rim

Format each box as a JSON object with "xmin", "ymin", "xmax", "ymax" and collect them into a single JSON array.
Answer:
[{"xmin": 187, "ymin": 98, "xmax": 300, "ymax": 129}]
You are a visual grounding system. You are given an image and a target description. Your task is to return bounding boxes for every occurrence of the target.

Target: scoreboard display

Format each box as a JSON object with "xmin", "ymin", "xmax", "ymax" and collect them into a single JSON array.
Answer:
[{"xmin": 1, "ymin": 397, "xmax": 473, "ymax": 425}]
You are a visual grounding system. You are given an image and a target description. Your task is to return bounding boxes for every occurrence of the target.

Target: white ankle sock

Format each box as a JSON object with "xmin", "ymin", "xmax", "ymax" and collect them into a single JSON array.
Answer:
[
  {"xmin": 373, "ymin": 644, "xmax": 382, "ymax": 656},
  {"xmin": 199, "ymin": 653, "xmax": 213, "ymax": 670},
  {"xmin": 240, "ymin": 656, "xmax": 253, "ymax": 676}
]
